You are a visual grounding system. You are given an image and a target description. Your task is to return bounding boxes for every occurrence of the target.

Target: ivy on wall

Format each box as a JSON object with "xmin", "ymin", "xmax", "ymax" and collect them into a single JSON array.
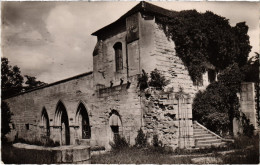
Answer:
[{"xmin": 155, "ymin": 10, "xmax": 251, "ymax": 83}]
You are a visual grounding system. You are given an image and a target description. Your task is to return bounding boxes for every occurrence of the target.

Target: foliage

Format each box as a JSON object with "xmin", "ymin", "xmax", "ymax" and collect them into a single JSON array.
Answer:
[
  {"xmin": 156, "ymin": 11, "xmax": 251, "ymax": 83},
  {"xmin": 241, "ymin": 52, "xmax": 259, "ymax": 82},
  {"xmin": 24, "ymin": 75, "xmax": 47, "ymax": 90},
  {"xmin": 135, "ymin": 128, "xmax": 147, "ymax": 148},
  {"xmin": 1, "ymin": 101, "xmax": 13, "ymax": 143},
  {"xmin": 152, "ymin": 134, "xmax": 162, "ymax": 147},
  {"xmin": 137, "ymin": 69, "xmax": 169, "ymax": 91},
  {"xmin": 241, "ymin": 113, "xmax": 255, "ymax": 137},
  {"xmin": 149, "ymin": 69, "xmax": 169, "ymax": 90},
  {"xmin": 138, "ymin": 69, "xmax": 149, "ymax": 91},
  {"xmin": 1, "ymin": 57, "xmax": 24, "ymax": 98},
  {"xmin": 1, "ymin": 57, "xmax": 47, "ymax": 98},
  {"xmin": 109, "ymin": 135, "xmax": 129, "ymax": 150},
  {"xmin": 193, "ymin": 64, "xmax": 243, "ymax": 135}
]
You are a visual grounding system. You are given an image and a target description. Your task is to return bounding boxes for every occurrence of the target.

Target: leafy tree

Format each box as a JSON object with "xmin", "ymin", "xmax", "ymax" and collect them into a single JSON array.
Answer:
[
  {"xmin": 1, "ymin": 57, "xmax": 24, "ymax": 98},
  {"xmin": 24, "ymin": 75, "xmax": 47, "ymax": 90},
  {"xmin": 1, "ymin": 57, "xmax": 47, "ymax": 97},
  {"xmin": 1, "ymin": 101, "xmax": 13, "ymax": 143},
  {"xmin": 156, "ymin": 10, "xmax": 251, "ymax": 83},
  {"xmin": 193, "ymin": 64, "xmax": 242, "ymax": 135},
  {"xmin": 242, "ymin": 52, "xmax": 259, "ymax": 82}
]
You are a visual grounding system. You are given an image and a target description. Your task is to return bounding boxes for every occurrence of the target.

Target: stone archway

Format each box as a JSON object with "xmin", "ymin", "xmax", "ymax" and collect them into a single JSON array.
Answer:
[
  {"xmin": 76, "ymin": 102, "xmax": 91, "ymax": 139},
  {"xmin": 55, "ymin": 101, "xmax": 70, "ymax": 145},
  {"xmin": 109, "ymin": 109, "xmax": 122, "ymax": 140},
  {"xmin": 41, "ymin": 107, "xmax": 50, "ymax": 137}
]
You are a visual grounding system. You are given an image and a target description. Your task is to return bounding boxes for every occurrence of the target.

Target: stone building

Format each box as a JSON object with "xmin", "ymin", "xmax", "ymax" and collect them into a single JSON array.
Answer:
[{"xmin": 4, "ymin": 2, "xmax": 223, "ymax": 150}]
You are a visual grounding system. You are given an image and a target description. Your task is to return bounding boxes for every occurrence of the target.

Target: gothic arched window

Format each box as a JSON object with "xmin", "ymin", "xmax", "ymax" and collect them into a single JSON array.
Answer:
[{"xmin": 113, "ymin": 42, "xmax": 123, "ymax": 71}]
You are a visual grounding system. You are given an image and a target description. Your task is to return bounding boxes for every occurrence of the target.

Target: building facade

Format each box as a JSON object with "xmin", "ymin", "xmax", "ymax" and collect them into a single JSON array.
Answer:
[{"xmin": 5, "ymin": 2, "xmax": 216, "ymax": 150}]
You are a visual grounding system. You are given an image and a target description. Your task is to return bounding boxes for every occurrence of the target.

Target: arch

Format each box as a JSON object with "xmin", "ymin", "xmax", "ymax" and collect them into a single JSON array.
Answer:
[
  {"xmin": 55, "ymin": 100, "xmax": 70, "ymax": 145},
  {"xmin": 113, "ymin": 42, "xmax": 123, "ymax": 71},
  {"xmin": 109, "ymin": 109, "xmax": 123, "ymax": 138},
  {"xmin": 75, "ymin": 102, "xmax": 91, "ymax": 139},
  {"xmin": 41, "ymin": 107, "xmax": 50, "ymax": 137}
]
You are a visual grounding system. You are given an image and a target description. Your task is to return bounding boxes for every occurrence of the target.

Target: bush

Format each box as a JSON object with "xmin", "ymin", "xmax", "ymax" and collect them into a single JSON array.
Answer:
[
  {"xmin": 241, "ymin": 113, "xmax": 255, "ymax": 137},
  {"xmin": 135, "ymin": 129, "xmax": 147, "ymax": 148},
  {"xmin": 152, "ymin": 134, "xmax": 162, "ymax": 147},
  {"xmin": 138, "ymin": 69, "xmax": 169, "ymax": 91},
  {"xmin": 109, "ymin": 135, "xmax": 129, "ymax": 150},
  {"xmin": 149, "ymin": 69, "xmax": 169, "ymax": 90},
  {"xmin": 1, "ymin": 101, "xmax": 13, "ymax": 144},
  {"xmin": 193, "ymin": 64, "xmax": 243, "ymax": 136}
]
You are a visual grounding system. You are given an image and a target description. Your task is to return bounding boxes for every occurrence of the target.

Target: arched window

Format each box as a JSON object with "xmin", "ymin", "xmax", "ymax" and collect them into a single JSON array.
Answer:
[
  {"xmin": 41, "ymin": 107, "xmax": 50, "ymax": 137},
  {"xmin": 76, "ymin": 103, "xmax": 91, "ymax": 139},
  {"xmin": 113, "ymin": 42, "xmax": 123, "ymax": 71}
]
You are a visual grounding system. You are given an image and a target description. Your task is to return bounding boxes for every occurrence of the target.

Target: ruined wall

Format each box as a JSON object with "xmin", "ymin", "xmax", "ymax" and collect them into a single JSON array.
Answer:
[
  {"xmin": 233, "ymin": 82, "xmax": 258, "ymax": 136},
  {"xmin": 5, "ymin": 73, "xmax": 142, "ymax": 148},
  {"xmin": 141, "ymin": 88, "xmax": 194, "ymax": 149}
]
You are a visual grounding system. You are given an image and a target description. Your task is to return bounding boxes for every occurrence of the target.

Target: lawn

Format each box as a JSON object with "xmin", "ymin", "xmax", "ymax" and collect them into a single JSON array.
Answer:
[
  {"xmin": 2, "ymin": 135, "xmax": 259, "ymax": 164},
  {"xmin": 92, "ymin": 135, "xmax": 259, "ymax": 164}
]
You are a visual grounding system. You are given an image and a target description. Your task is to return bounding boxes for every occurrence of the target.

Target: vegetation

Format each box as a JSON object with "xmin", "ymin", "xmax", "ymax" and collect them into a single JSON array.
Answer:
[
  {"xmin": 193, "ymin": 52, "xmax": 258, "ymax": 136},
  {"xmin": 156, "ymin": 11, "xmax": 251, "ymax": 83},
  {"xmin": 138, "ymin": 69, "xmax": 169, "ymax": 91},
  {"xmin": 1, "ymin": 57, "xmax": 24, "ymax": 98},
  {"xmin": 1, "ymin": 101, "xmax": 13, "ymax": 143},
  {"xmin": 109, "ymin": 135, "xmax": 129, "ymax": 150},
  {"xmin": 91, "ymin": 135, "xmax": 259, "ymax": 164},
  {"xmin": 1, "ymin": 57, "xmax": 47, "ymax": 98},
  {"xmin": 193, "ymin": 64, "xmax": 243, "ymax": 135},
  {"xmin": 135, "ymin": 128, "xmax": 148, "ymax": 148}
]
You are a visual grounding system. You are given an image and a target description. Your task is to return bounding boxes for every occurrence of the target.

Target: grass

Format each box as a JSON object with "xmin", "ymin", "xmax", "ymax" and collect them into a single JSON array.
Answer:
[
  {"xmin": 91, "ymin": 147, "xmax": 194, "ymax": 164},
  {"xmin": 2, "ymin": 135, "xmax": 259, "ymax": 164},
  {"xmin": 92, "ymin": 135, "xmax": 259, "ymax": 164}
]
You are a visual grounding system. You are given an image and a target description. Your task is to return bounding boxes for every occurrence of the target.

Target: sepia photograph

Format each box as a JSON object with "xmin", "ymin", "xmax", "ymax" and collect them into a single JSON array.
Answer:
[{"xmin": 1, "ymin": 1, "xmax": 259, "ymax": 164}]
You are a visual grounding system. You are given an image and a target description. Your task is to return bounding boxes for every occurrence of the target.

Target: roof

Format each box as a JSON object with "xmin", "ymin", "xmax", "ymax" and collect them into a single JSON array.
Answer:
[
  {"xmin": 3, "ymin": 71, "xmax": 93, "ymax": 100},
  {"xmin": 91, "ymin": 1, "xmax": 176, "ymax": 36}
]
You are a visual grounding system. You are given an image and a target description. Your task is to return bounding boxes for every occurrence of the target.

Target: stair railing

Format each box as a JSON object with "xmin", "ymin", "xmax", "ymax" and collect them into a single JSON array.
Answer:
[{"xmin": 193, "ymin": 121, "xmax": 223, "ymax": 139}]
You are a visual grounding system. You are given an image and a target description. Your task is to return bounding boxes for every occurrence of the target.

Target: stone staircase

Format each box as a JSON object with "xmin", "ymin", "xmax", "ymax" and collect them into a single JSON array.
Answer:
[{"xmin": 193, "ymin": 121, "xmax": 226, "ymax": 148}]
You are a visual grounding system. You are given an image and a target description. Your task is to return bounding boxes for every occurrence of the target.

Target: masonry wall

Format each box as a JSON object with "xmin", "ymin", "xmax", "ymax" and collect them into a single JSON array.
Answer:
[{"xmin": 5, "ymin": 73, "xmax": 142, "ymax": 148}]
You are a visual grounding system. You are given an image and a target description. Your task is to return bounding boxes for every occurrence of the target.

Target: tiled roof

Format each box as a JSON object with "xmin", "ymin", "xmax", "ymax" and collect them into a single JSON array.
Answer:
[{"xmin": 92, "ymin": 1, "xmax": 176, "ymax": 36}]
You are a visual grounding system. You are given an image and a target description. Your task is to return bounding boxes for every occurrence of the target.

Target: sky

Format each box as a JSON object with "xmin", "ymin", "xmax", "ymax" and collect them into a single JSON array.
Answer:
[{"xmin": 1, "ymin": 1, "xmax": 259, "ymax": 83}]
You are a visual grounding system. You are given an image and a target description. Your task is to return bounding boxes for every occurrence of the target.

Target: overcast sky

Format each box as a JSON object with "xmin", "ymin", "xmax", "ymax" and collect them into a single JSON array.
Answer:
[{"xmin": 1, "ymin": 1, "xmax": 259, "ymax": 83}]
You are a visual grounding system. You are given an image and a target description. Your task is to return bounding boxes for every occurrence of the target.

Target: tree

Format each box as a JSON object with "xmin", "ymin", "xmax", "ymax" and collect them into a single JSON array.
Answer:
[
  {"xmin": 1, "ymin": 101, "xmax": 13, "ymax": 143},
  {"xmin": 1, "ymin": 57, "xmax": 24, "ymax": 98},
  {"xmin": 24, "ymin": 75, "xmax": 47, "ymax": 90},
  {"xmin": 156, "ymin": 10, "xmax": 252, "ymax": 83},
  {"xmin": 1, "ymin": 57, "xmax": 47, "ymax": 97},
  {"xmin": 193, "ymin": 64, "xmax": 243, "ymax": 135}
]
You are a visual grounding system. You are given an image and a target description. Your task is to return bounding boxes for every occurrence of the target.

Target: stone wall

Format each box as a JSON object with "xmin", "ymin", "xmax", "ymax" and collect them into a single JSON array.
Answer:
[{"xmin": 5, "ymin": 73, "xmax": 142, "ymax": 148}]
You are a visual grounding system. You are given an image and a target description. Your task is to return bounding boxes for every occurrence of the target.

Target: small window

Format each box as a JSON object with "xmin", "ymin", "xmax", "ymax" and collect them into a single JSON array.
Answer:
[
  {"xmin": 113, "ymin": 42, "xmax": 123, "ymax": 71},
  {"xmin": 208, "ymin": 69, "xmax": 216, "ymax": 83},
  {"xmin": 193, "ymin": 75, "xmax": 203, "ymax": 86},
  {"xmin": 25, "ymin": 123, "xmax": 29, "ymax": 130},
  {"xmin": 12, "ymin": 123, "xmax": 15, "ymax": 129}
]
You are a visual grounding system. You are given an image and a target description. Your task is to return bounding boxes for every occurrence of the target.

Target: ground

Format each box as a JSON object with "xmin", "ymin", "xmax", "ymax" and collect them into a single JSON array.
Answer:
[{"xmin": 2, "ymin": 135, "xmax": 259, "ymax": 164}]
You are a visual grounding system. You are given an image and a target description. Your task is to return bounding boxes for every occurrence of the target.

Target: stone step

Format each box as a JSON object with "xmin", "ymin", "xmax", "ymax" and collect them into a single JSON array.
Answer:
[
  {"xmin": 193, "ymin": 133, "xmax": 214, "ymax": 138},
  {"xmin": 193, "ymin": 130, "xmax": 207, "ymax": 133},
  {"xmin": 195, "ymin": 136, "xmax": 220, "ymax": 141},
  {"xmin": 196, "ymin": 139, "xmax": 222, "ymax": 144},
  {"xmin": 196, "ymin": 142, "xmax": 226, "ymax": 148}
]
